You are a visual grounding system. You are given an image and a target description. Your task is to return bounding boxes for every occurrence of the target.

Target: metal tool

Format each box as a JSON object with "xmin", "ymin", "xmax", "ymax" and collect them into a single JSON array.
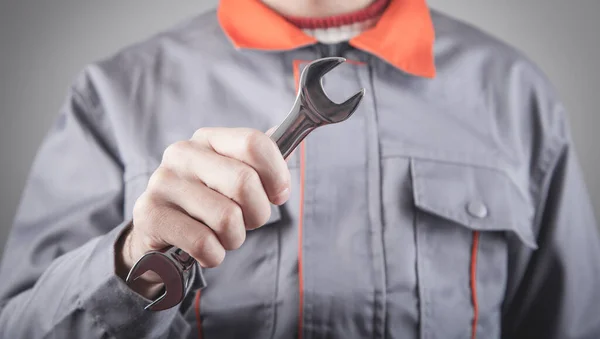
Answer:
[{"xmin": 126, "ymin": 57, "xmax": 365, "ymax": 311}]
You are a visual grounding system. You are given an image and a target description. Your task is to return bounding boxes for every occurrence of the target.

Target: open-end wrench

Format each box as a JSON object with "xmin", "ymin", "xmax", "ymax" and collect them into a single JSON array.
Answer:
[{"xmin": 126, "ymin": 57, "xmax": 365, "ymax": 311}]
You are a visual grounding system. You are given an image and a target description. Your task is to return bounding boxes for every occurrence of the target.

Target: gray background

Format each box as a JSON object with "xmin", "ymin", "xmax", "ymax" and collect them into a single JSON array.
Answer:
[{"xmin": 0, "ymin": 1, "xmax": 599, "ymax": 256}]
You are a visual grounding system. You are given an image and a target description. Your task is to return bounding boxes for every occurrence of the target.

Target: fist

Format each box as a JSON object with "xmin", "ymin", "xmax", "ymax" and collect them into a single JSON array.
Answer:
[{"xmin": 117, "ymin": 127, "xmax": 290, "ymax": 294}]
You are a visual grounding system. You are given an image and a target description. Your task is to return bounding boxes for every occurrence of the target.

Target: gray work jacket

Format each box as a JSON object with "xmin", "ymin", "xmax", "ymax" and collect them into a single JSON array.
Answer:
[{"xmin": 1, "ymin": 1, "xmax": 599, "ymax": 338}]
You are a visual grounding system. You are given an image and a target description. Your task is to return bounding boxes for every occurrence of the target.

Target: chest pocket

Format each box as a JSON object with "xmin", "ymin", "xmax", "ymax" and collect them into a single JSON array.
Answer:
[{"xmin": 410, "ymin": 157, "xmax": 537, "ymax": 339}]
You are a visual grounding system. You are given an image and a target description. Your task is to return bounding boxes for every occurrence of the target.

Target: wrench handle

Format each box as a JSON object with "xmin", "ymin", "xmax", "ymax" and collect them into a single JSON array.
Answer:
[{"xmin": 270, "ymin": 102, "xmax": 318, "ymax": 159}]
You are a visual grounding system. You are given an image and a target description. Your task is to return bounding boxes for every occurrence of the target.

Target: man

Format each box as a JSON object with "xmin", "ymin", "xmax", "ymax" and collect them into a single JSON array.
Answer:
[{"xmin": 1, "ymin": 0, "xmax": 599, "ymax": 338}]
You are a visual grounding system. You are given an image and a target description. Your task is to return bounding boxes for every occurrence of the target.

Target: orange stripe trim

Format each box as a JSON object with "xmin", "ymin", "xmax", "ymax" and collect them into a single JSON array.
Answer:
[
  {"xmin": 218, "ymin": 0, "xmax": 436, "ymax": 78},
  {"xmin": 470, "ymin": 231, "xmax": 480, "ymax": 339},
  {"xmin": 293, "ymin": 60, "xmax": 306, "ymax": 339},
  {"xmin": 298, "ymin": 142, "xmax": 306, "ymax": 339},
  {"xmin": 195, "ymin": 290, "xmax": 203, "ymax": 339}
]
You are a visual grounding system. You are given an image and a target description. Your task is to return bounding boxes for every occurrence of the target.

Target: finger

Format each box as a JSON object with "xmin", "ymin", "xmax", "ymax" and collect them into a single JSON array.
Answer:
[
  {"xmin": 149, "ymin": 167, "xmax": 247, "ymax": 250},
  {"xmin": 160, "ymin": 145, "xmax": 273, "ymax": 230},
  {"xmin": 193, "ymin": 127, "xmax": 291, "ymax": 205},
  {"xmin": 135, "ymin": 197, "xmax": 226, "ymax": 268}
]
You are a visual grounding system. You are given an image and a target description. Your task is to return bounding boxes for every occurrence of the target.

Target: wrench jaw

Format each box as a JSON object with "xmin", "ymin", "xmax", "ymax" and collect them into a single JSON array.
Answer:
[
  {"xmin": 125, "ymin": 250, "xmax": 186, "ymax": 311},
  {"xmin": 330, "ymin": 88, "xmax": 366, "ymax": 122},
  {"xmin": 300, "ymin": 57, "xmax": 346, "ymax": 89},
  {"xmin": 298, "ymin": 57, "xmax": 366, "ymax": 124},
  {"xmin": 272, "ymin": 57, "xmax": 367, "ymax": 158}
]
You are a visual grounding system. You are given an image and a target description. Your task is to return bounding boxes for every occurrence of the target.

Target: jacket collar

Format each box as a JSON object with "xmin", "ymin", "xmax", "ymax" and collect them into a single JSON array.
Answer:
[{"xmin": 217, "ymin": 0, "xmax": 436, "ymax": 78}]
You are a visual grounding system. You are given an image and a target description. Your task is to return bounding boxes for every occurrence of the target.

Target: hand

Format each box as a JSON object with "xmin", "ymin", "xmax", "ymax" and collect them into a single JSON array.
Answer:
[{"xmin": 115, "ymin": 127, "xmax": 291, "ymax": 297}]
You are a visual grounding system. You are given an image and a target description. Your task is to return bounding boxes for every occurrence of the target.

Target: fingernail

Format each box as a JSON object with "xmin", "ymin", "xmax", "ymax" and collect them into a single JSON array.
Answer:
[{"xmin": 273, "ymin": 188, "xmax": 290, "ymax": 205}]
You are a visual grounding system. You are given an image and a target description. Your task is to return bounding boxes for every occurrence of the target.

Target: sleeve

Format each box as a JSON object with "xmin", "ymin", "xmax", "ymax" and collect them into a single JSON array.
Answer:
[
  {"xmin": 0, "ymin": 74, "xmax": 195, "ymax": 339},
  {"xmin": 503, "ymin": 109, "xmax": 600, "ymax": 338}
]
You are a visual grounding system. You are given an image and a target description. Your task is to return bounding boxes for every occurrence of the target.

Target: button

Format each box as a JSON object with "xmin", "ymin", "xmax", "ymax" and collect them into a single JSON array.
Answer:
[{"xmin": 466, "ymin": 201, "xmax": 488, "ymax": 219}]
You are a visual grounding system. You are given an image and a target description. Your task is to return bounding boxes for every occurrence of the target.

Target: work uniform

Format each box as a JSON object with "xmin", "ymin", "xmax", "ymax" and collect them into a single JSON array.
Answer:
[{"xmin": 1, "ymin": 0, "xmax": 599, "ymax": 338}]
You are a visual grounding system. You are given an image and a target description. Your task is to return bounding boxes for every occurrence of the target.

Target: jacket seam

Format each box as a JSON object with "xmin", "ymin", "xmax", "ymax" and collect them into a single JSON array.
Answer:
[
  {"xmin": 530, "ymin": 133, "xmax": 567, "ymax": 236},
  {"xmin": 70, "ymin": 84, "xmax": 124, "ymax": 172}
]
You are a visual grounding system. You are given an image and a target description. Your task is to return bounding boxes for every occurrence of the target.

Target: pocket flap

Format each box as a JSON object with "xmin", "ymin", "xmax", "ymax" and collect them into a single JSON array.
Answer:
[{"xmin": 411, "ymin": 158, "xmax": 538, "ymax": 249}]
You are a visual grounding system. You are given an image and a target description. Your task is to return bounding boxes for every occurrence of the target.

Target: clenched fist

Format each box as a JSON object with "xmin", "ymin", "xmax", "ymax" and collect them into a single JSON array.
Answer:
[{"xmin": 116, "ymin": 127, "xmax": 291, "ymax": 297}]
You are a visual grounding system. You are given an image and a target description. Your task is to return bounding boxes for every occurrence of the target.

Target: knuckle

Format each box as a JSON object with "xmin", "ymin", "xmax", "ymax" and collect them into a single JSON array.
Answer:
[
  {"xmin": 228, "ymin": 232, "xmax": 246, "ymax": 251},
  {"xmin": 218, "ymin": 204, "xmax": 245, "ymax": 249},
  {"xmin": 191, "ymin": 127, "xmax": 209, "ymax": 141},
  {"xmin": 233, "ymin": 166, "xmax": 260, "ymax": 196},
  {"xmin": 132, "ymin": 194, "xmax": 153, "ymax": 223},
  {"xmin": 218, "ymin": 204, "xmax": 243, "ymax": 229},
  {"xmin": 258, "ymin": 203, "xmax": 273, "ymax": 227},
  {"xmin": 162, "ymin": 140, "xmax": 192, "ymax": 164},
  {"xmin": 190, "ymin": 233, "xmax": 224, "ymax": 268},
  {"xmin": 247, "ymin": 203, "xmax": 272, "ymax": 230},
  {"xmin": 241, "ymin": 129, "xmax": 267, "ymax": 154},
  {"xmin": 147, "ymin": 166, "xmax": 176, "ymax": 193}
]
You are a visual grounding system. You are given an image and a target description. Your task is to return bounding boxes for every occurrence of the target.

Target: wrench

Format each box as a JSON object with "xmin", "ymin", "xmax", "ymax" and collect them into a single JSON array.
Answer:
[{"xmin": 125, "ymin": 57, "xmax": 365, "ymax": 311}]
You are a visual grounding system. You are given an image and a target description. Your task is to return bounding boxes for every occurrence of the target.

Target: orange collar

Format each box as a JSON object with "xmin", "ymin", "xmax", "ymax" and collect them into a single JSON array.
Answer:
[{"xmin": 217, "ymin": 0, "xmax": 436, "ymax": 78}]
